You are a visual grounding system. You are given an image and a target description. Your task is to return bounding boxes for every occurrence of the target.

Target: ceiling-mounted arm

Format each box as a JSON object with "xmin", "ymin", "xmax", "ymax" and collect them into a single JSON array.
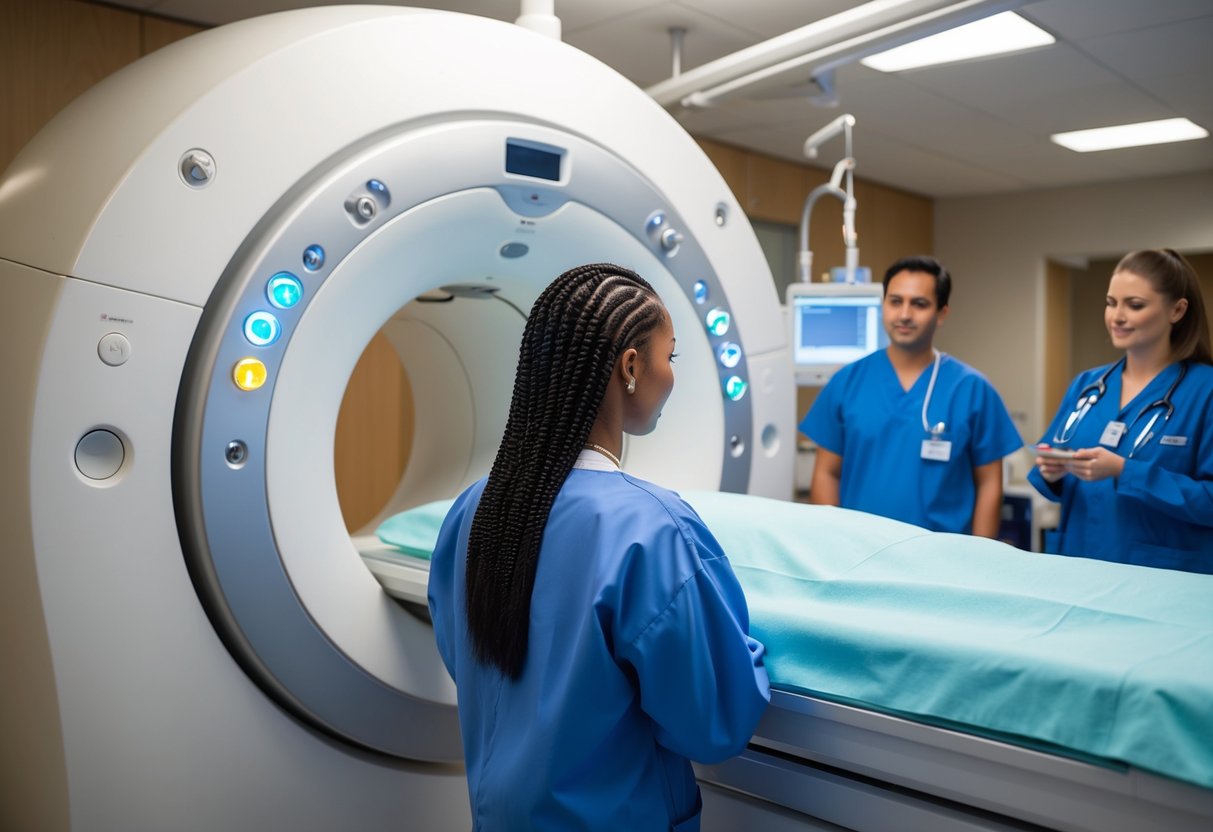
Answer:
[
  {"xmin": 799, "ymin": 115, "xmax": 859, "ymax": 283},
  {"xmin": 646, "ymin": 0, "xmax": 1023, "ymax": 109},
  {"xmin": 669, "ymin": 27, "xmax": 687, "ymax": 77},
  {"xmin": 803, "ymin": 113, "xmax": 855, "ymax": 160},
  {"xmin": 516, "ymin": 0, "xmax": 561, "ymax": 40}
]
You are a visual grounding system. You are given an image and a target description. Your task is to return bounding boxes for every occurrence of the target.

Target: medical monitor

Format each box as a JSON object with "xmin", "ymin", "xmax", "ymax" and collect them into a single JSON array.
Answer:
[{"xmin": 786, "ymin": 282, "xmax": 888, "ymax": 386}]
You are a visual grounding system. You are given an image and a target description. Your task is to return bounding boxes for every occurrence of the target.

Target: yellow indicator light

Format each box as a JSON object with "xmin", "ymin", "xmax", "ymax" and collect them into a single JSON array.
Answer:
[{"xmin": 233, "ymin": 357, "xmax": 268, "ymax": 391}]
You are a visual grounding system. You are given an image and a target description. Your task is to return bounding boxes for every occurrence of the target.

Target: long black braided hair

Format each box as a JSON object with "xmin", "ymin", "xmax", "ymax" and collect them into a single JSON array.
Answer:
[{"xmin": 466, "ymin": 263, "xmax": 666, "ymax": 679}]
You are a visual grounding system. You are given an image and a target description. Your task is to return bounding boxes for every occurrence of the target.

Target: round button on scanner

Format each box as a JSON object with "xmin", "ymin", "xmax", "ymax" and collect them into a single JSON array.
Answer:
[
  {"xmin": 97, "ymin": 332, "xmax": 131, "ymax": 366},
  {"xmin": 75, "ymin": 429, "xmax": 125, "ymax": 480}
]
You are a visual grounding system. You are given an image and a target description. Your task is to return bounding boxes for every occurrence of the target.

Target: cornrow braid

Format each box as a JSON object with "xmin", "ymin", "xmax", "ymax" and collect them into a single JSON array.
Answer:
[{"xmin": 465, "ymin": 263, "xmax": 665, "ymax": 678}]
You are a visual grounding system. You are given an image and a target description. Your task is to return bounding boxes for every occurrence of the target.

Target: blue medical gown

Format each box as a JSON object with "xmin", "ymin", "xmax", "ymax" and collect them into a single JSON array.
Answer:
[
  {"xmin": 1029, "ymin": 360, "xmax": 1213, "ymax": 572},
  {"xmin": 428, "ymin": 469, "xmax": 771, "ymax": 831},
  {"xmin": 801, "ymin": 351, "xmax": 1022, "ymax": 533}
]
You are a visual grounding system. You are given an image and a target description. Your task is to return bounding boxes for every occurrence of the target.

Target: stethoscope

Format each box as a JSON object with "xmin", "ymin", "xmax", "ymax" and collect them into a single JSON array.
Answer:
[
  {"xmin": 922, "ymin": 349, "xmax": 945, "ymax": 438},
  {"xmin": 1053, "ymin": 357, "xmax": 1188, "ymax": 457}
]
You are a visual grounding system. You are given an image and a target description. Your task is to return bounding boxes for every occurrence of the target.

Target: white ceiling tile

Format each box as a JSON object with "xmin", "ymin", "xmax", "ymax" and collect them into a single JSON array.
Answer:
[
  {"xmin": 1074, "ymin": 14, "xmax": 1213, "ymax": 82},
  {"xmin": 1132, "ymin": 73, "xmax": 1213, "ymax": 127},
  {"xmin": 565, "ymin": 4, "xmax": 761, "ymax": 87},
  {"xmin": 1021, "ymin": 0, "xmax": 1213, "ymax": 41},
  {"xmin": 676, "ymin": 0, "xmax": 859, "ymax": 39}
]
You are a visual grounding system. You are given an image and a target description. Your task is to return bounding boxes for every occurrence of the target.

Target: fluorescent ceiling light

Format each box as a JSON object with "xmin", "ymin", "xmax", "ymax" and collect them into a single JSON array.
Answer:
[
  {"xmin": 860, "ymin": 12, "xmax": 1054, "ymax": 72},
  {"xmin": 1051, "ymin": 118, "xmax": 1210, "ymax": 152}
]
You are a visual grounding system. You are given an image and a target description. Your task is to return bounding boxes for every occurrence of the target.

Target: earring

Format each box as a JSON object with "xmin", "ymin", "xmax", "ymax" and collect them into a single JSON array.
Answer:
[{"xmin": 626, "ymin": 378, "xmax": 636, "ymax": 394}]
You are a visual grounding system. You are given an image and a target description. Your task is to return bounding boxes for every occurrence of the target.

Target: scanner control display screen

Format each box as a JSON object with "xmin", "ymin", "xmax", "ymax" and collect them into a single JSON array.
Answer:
[{"xmin": 506, "ymin": 140, "xmax": 563, "ymax": 181}]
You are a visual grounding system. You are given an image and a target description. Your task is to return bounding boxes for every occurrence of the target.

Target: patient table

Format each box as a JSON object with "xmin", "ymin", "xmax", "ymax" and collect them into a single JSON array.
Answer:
[{"xmin": 365, "ymin": 490, "xmax": 1213, "ymax": 831}]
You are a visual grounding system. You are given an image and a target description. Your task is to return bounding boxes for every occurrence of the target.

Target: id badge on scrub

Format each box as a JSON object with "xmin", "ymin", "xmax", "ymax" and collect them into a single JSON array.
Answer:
[
  {"xmin": 1099, "ymin": 421, "xmax": 1127, "ymax": 448},
  {"xmin": 921, "ymin": 439, "xmax": 952, "ymax": 462}
]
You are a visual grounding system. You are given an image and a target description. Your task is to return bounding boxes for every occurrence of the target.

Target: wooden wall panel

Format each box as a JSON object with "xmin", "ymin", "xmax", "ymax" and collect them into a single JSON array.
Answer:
[
  {"xmin": 1185, "ymin": 252, "xmax": 1213, "ymax": 354},
  {"xmin": 0, "ymin": 0, "xmax": 140, "ymax": 176},
  {"xmin": 744, "ymin": 152, "xmax": 811, "ymax": 225},
  {"xmin": 696, "ymin": 138, "xmax": 934, "ymax": 284},
  {"xmin": 334, "ymin": 333, "xmax": 414, "ymax": 533},
  {"xmin": 857, "ymin": 180, "xmax": 934, "ymax": 280},
  {"xmin": 1044, "ymin": 259, "xmax": 1073, "ymax": 424},
  {"xmin": 696, "ymin": 137, "xmax": 747, "ymax": 202},
  {"xmin": 142, "ymin": 14, "xmax": 204, "ymax": 54}
]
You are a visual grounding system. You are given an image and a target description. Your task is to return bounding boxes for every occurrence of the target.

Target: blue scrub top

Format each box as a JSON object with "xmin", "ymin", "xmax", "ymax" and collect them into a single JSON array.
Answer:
[
  {"xmin": 1029, "ymin": 360, "xmax": 1213, "ymax": 573},
  {"xmin": 800, "ymin": 350, "xmax": 1022, "ymax": 533},
  {"xmin": 428, "ymin": 469, "xmax": 770, "ymax": 832}
]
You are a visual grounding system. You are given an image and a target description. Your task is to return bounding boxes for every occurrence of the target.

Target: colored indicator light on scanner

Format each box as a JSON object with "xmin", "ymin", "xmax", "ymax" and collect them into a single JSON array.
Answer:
[
  {"xmin": 233, "ymin": 358, "xmax": 268, "ymax": 391},
  {"xmin": 705, "ymin": 307, "xmax": 731, "ymax": 337},
  {"xmin": 717, "ymin": 341, "xmax": 742, "ymax": 369},
  {"xmin": 693, "ymin": 280, "xmax": 709, "ymax": 305},
  {"xmin": 267, "ymin": 272, "xmax": 303, "ymax": 309},
  {"xmin": 243, "ymin": 311, "xmax": 281, "ymax": 346},
  {"xmin": 302, "ymin": 245, "xmax": 325, "ymax": 272},
  {"xmin": 724, "ymin": 375, "xmax": 748, "ymax": 401}
]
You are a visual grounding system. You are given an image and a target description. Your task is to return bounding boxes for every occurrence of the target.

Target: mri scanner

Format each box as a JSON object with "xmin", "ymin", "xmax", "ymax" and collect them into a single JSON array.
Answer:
[
  {"xmin": 0, "ymin": 6, "xmax": 791, "ymax": 830},
  {"xmin": 4, "ymin": 6, "xmax": 1213, "ymax": 832}
]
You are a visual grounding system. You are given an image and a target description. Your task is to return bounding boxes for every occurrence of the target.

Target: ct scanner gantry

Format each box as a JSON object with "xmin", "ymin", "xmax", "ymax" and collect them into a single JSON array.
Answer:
[{"xmin": 0, "ymin": 7, "xmax": 791, "ymax": 830}]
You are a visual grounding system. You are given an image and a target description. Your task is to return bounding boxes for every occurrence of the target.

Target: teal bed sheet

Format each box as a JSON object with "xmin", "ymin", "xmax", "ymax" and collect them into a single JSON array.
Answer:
[{"xmin": 376, "ymin": 491, "xmax": 1213, "ymax": 791}]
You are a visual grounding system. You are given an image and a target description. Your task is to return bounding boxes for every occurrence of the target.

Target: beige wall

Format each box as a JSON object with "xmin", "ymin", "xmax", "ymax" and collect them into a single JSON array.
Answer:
[{"xmin": 936, "ymin": 172, "xmax": 1213, "ymax": 445}]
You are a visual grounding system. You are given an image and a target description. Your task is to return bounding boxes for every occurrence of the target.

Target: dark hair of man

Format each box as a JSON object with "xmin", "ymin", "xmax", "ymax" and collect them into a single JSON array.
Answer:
[
  {"xmin": 465, "ymin": 263, "xmax": 665, "ymax": 678},
  {"xmin": 882, "ymin": 255, "xmax": 952, "ymax": 309},
  {"xmin": 1115, "ymin": 249, "xmax": 1212, "ymax": 365}
]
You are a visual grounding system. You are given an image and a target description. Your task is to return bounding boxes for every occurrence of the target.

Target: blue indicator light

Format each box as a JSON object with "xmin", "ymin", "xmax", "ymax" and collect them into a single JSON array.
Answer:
[
  {"xmin": 366, "ymin": 179, "xmax": 391, "ymax": 205},
  {"xmin": 705, "ymin": 307, "xmax": 731, "ymax": 337},
  {"xmin": 724, "ymin": 375, "xmax": 748, "ymax": 401},
  {"xmin": 267, "ymin": 272, "xmax": 303, "ymax": 309},
  {"xmin": 243, "ymin": 311, "xmax": 281, "ymax": 347},
  {"xmin": 302, "ymin": 245, "xmax": 325, "ymax": 271},
  {"xmin": 718, "ymin": 341, "xmax": 742, "ymax": 369},
  {"xmin": 647, "ymin": 213, "xmax": 665, "ymax": 231},
  {"xmin": 693, "ymin": 280, "xmax": 709, "ymax": 305}
]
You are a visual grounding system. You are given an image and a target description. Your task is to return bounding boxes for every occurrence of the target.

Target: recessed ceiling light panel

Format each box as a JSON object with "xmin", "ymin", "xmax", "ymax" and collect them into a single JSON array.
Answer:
[
  {"xmin": 860, "ymin": 11, "xmax": 1055, "ymax": 72},
  {"xmin": 1051, "ymin": 118, "xmax": 1210, "ymax": 152}
]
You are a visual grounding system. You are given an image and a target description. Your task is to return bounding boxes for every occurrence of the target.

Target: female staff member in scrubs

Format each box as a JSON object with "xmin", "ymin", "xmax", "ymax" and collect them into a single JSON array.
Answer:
[
  {"xmin": 428, "ymin": 264, "xmax": 770, "ymax": 831},
  {"xmin": 1031, "ymin": 249, "xmax": 1213, "ymax": 572}
]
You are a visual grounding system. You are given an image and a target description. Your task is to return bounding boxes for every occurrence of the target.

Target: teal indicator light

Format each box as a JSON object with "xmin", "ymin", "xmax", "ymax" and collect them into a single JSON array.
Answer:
[
  {"xmin": 267, "ymin": 272, "xmax": 303, "ymax": 309},
  {"xmin": 724, "ymin": 375, "xmax": 748, "ymax": 401},
  {"xmin": 717, "ymin": 341, "xmax": 742, "ymax": 369},
  {"xmin": 705, "ymin": 307, "xmax": 731, "ymax": 337},
  {"xmin": 243, "ymin": 311, "xmax": 281, "ymax": 347}
]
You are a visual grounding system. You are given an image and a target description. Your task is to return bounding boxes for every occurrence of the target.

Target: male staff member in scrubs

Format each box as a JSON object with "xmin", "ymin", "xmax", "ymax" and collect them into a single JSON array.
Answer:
[
  {"xmin": 802, "ymin": 256, "xmax": 1021, "ymax": 536},
  {"xmin": 429, "ymin": 264, "xmax": 769, "ymax": 831},
  {"xmin": 1031, "ymin": 249, "xmax": 1213, "ymax": 572}
]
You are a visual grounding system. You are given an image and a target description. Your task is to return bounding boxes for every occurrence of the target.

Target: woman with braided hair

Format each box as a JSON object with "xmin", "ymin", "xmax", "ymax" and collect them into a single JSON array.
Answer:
[{"xmin": 428, "ymin": 263, "xmax": 770, "ymax": 831}]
